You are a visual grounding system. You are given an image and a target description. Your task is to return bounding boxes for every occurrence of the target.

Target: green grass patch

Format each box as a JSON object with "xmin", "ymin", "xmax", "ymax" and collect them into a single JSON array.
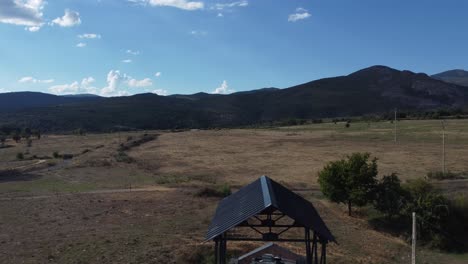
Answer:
[{"xmin": 0, "ymin": 177, "xmax": 96, "ymax": 194}]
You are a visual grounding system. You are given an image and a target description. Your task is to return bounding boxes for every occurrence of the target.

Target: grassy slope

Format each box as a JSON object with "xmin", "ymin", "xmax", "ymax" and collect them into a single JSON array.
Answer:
[{"xmin": 1, "ymin": 119, "xmax": 468, "ymax": 263}]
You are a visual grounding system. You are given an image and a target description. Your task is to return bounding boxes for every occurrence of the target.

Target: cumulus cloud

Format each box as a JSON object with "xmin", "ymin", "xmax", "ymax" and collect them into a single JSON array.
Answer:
[
  {"xmin": 212, "ymin": 1, "xmax": 248, "ymax": 10},
  {"xmin": 100, "ymin": 70, "xmax": 127, "ymax": 96},
  {"xmin": 18, "ymin": 76, "xmax": 54, "ymax": 84},
  {"xmin": 288, "ymin": 7, "xmax": 311, "ymax": 22},
  {"xmin": 52, "ymin": 9, "xmax": 81, "ymax": 27},
  {"xmin": 76, "ymin": 42, "xmax": 86, "ymax": 48},
  {"xmin": 78, "ymin": 33, "xmax": 101, "ymax": 39},
  {"xmin": 132, "ymin": 0, "xmax": 204, "ymax": 10},
  {"xmin": 152, "ymin": 89, "xmax": 168, "ymax": 96},
  {"xmin": 126, "ymin": 49, "xmax": 140, "ymax": 55},
  {"xmin": 48, "ymin": 77, "xmax": 96, "ymax": 94},
  {"xmin": 212, "ymin": 80, "xmax": 234, "ymax": 94},
  {"xmin": 0, "ymin": 0, "xmax": 45, "ymax": 30},
  {"xmin": 122, "ymin": 59, "xmax": 132, "ymax": 63},
  {"xmin": 49, "ymin": 81, "xmax": 80, "ymax": 94},
  {"xmin": 81, "ymin": 77, "xmax": 95, "ymax": 87},
  {"xmin": 155, "ymin": 72, "xmax": 161, "ymax": 77},
  {"xmin": 0, "ymin": 88, "xmax": 11, "ymax": 93},
  {"xmin": 128, "ymin": 78, "xmax": 152, "ymax": 87},
  {"xmin": 26, "ymin": 26, "xmax": 40, "ymax": 32}
]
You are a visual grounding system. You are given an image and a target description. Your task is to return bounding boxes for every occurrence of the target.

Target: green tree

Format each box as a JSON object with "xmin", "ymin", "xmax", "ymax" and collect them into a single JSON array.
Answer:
[
  {"xmin": 22, "ymin": 128, "xmax": 31, "ymax": 139},
  {"xmin": 32, "ymin": 129, "xmax": 41, "ymax": 139},
  {"xmin": 318, "ymin": 152, "xmax": 378, "ymax": 216},
  {"xmin": 403, "ymin": 179, "xmax": 449, "ymax": 245},
  {"xmin": 12, "ymin": 132, "xmax": 21, "ymax": 143},
  {"xmin": 0, "ymin": 134, "xmax": 6, "ymax": 147},
  {"xmin": 374, "ymin": 173, "xmax": 406, "ymax": 218}
]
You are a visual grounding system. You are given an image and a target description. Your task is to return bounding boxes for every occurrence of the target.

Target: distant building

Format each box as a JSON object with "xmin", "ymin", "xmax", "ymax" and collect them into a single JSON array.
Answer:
[{"xmin": 233, "ymin": 243, "xmax": 305, "ymax": 264}]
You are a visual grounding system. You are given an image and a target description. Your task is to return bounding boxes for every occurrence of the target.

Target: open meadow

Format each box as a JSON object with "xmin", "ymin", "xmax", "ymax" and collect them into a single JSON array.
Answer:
[{"xmin": 0, "ymin": 119, "xmax": 467, "ymax": 263}]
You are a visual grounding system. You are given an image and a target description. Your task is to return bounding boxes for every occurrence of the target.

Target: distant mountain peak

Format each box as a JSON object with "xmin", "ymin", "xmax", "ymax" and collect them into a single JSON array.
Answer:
[
  {"xmin": 348, "ymin": 65, "xmax": 400, "ymax": 77},
  {"xmin": 432, "ymin": 69, "xmax": 468, "ymax": 87}
]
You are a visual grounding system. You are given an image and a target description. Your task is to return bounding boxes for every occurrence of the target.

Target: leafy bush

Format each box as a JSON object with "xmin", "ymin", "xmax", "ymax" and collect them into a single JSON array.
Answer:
[
  {"xmin": 61, "ymin": 154, "xmax": 74, "ymax": 160},
  {"xmin": 196, "ymin": 184, "xmax": 231, "ymax": 198},
  {"xmin": 16, "ymin": 152, "xmax": 24, "ymax": 160},
  {"xmin": 53, "ymin": 151, "xmax": 60, "ymax": 158},
  {"xmin": 318, "ymin": 152, "xmax": 378, "ymax": 216},
  {"xmin": 402, "ymin": 179, "xmax": 450, "ymax": 247},
  {"xmin": 115, "ymin": 151, "xmax": 135, "ymax": 163},
  {"xmin": 374, "ymin": 173, "xmax": 406, "ymax": 218}
]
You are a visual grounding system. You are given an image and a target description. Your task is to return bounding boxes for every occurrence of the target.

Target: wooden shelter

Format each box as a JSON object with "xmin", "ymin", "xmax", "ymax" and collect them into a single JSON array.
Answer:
[{"xmin": 205, "ymin": 176, "xmax": 336, "ymax": 264}]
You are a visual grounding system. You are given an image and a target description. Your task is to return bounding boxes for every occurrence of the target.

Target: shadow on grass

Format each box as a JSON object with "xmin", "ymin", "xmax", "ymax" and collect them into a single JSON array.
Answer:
[{"xmin": 0, "ymin": 169, "xmax": 42, "ymax": 183}]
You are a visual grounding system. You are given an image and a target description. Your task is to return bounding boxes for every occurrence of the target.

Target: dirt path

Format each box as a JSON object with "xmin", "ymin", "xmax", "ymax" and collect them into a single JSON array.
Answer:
[{"xmin": 0, "ymin": 185, "xmax": 173, "ymax": 201}]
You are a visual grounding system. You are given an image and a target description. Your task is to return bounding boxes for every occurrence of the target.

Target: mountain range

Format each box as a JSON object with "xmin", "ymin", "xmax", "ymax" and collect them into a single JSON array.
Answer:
[{"xmin": 1, "ymin": 65, "xmax": 467, "ymax": 132}]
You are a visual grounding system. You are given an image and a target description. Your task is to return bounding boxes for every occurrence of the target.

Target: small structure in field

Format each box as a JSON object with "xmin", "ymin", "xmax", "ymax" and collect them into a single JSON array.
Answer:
[{"xmin": 205, "ymin": 175, "xmax": 335, "ymax": 264}]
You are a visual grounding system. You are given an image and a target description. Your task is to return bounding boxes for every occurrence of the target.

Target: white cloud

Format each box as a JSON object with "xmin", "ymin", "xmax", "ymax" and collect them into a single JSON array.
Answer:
[
  {"xmin": 81, "ymin": 77, "xmax": 95, "ymax": 87},
  {"xmin": 296, "ymin": 7, "xmax": 307, "ymax": 13},
  {"xmin": 212, "ymin": 80, "xmax": 234, "ymax": 94},
  {"xmin": 122, "ymin": 59, "xmax": 132, "ymax": 63},
  {"xmin": 49, "ymin": 77, "xmax": 96, "ymax": 95},
  {"xmin": 78, "ymin": 33, "xmax": 101, "ymax": 39},
  {"xmin": 49, "ymin": 81, "xmax": 80, "ymax": 94},
  {"xmin": 126, "ymin": 49, "xmax": 140, "ymax": 55},
  {"xmin": 0, "ymin": 88, "xmax": 11, "ymax": 93},
  {"xmin": 152, "ymin": 89, "xmax": 168, "ymax": 96},
  {"xmin": 76, "ymin": 42, "xmax": 86, "ymax": 48},
  {"xmin": 190, "ymin": 30, "xmax": 207, "ymax": 36},
  {"xmin": 136, "ymin": 0, "xmax": 204, "ymax": 10},
  {"xmin": 18, "ymin": 76, "xmax": 54, "ymax": 84},
  {"xmin": 26, "ymin": 26, "xmax": 40, "ymax": 32},
  {"xmin": 52, "ymin": 9, "xmax": 81, "ymax": 27},
  {"xmin": 212, "ymin": 1, "xmax": 248, "ymax": 10},
  {"xmin": 288, "ymin": 8, "xmax": 311, "ymax": 22},
  {"xmin": 128, "ymin": 78, "xmax": 152, "ymax": 87},
  {"xmin": 155, "ymin": 72, "xmax": 161, "ymax": 77},
  {"xmin": 217, "ymin": 13, "xmax": 223, "ymax": 17},
  {"xmin": 100, "ymin": 70, "xmax": 126, "ymax": 96},
  {"xmin": 0, "ymin": 0, "xmax": 45, "ymax": 29}
]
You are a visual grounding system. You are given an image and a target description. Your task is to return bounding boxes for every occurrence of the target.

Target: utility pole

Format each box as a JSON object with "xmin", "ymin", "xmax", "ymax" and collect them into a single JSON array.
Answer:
[
  {"xmin": 412, "ymin": 212, "xmax": 416, "ymax": 264},
  {"xmin": 394, "ymin": 108, "xmax": 397, "ymax": 143},
  {"xmin": 442, "ymin": 120, "xmax": 446, "ymax": 175}
]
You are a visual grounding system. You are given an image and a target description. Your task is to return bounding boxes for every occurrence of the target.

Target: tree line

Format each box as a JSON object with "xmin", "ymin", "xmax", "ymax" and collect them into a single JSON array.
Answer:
[{"xmin": 318, "ymin": 153, "xmax": 468, "ymax": 251}]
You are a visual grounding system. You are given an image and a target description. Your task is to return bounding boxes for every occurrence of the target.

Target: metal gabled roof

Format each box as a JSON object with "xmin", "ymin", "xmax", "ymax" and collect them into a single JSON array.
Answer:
[{"xmin": 205, "ymin": 175, "xmax": 335, "ymax": 243}]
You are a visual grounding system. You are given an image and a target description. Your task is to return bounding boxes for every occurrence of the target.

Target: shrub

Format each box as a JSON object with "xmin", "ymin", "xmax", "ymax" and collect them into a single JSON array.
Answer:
[
  {"xmin": 62, "ymin": 154, "xmax": 74, "ymax": 160},
  {"xmin": 402, "ymin": 179, "xmax": 450, "ymax": 247},
  {"xmin": 115, "ymin": 151, "xmax": 135, "ymax": 163},
  {"xmin": 374, "ymin": 173, "xmax": 406, "ymax": 218},
  {"xmin": 53, "ymin": 151, "xmax": 60, "ymax": 158},
  {"xmin": 196, "ymin": 184, "xmax": 231, "ymax": 198},
  {"xmin": 16, "ymin": 152, "xmax": 24, "ymax": 160},
  {"xmin": 318, "ymin": 152, "xmax": 378, "ymax": 216},
  {"xmin": 0, "ymin": 134, "xmax": 6, "ymax": 147}
]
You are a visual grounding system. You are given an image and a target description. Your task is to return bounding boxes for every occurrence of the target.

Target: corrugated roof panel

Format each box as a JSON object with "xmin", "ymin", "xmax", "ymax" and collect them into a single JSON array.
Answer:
[{"xmin": 205, "ymin": 176, "xmax": 335, "ymax": 243}]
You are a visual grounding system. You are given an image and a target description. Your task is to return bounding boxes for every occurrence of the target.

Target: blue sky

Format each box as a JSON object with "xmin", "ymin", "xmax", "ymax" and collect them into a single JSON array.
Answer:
[{"xmin": 1, "ymin": 0, "xmax": 468, "ymax": 96}]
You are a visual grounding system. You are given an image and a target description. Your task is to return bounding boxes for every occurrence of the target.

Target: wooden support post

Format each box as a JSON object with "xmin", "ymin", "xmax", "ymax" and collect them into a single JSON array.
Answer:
[
  {"xmin": 214, "ymin": 238, "xmax": 219, "ymax": 264},
  {"xmin": 220, "ymin": 233, "xmax": 227, "ymax": 264},
  {"xmin": 320, "ymin": 241, "xmax": 327, "ymax": 264},
  {"xmin": 313, "ymin": 233, "xmax": 319, "ymax": 264},
  {"xmin": 305, "ymin": 229, "xmax": 312, "ymax": 264}
]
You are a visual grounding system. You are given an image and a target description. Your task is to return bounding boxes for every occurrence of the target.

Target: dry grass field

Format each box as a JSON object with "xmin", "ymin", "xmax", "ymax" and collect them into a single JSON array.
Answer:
[{"xmin": 1, "ymin": 119, "xmax": 467, "ymax": 263}]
